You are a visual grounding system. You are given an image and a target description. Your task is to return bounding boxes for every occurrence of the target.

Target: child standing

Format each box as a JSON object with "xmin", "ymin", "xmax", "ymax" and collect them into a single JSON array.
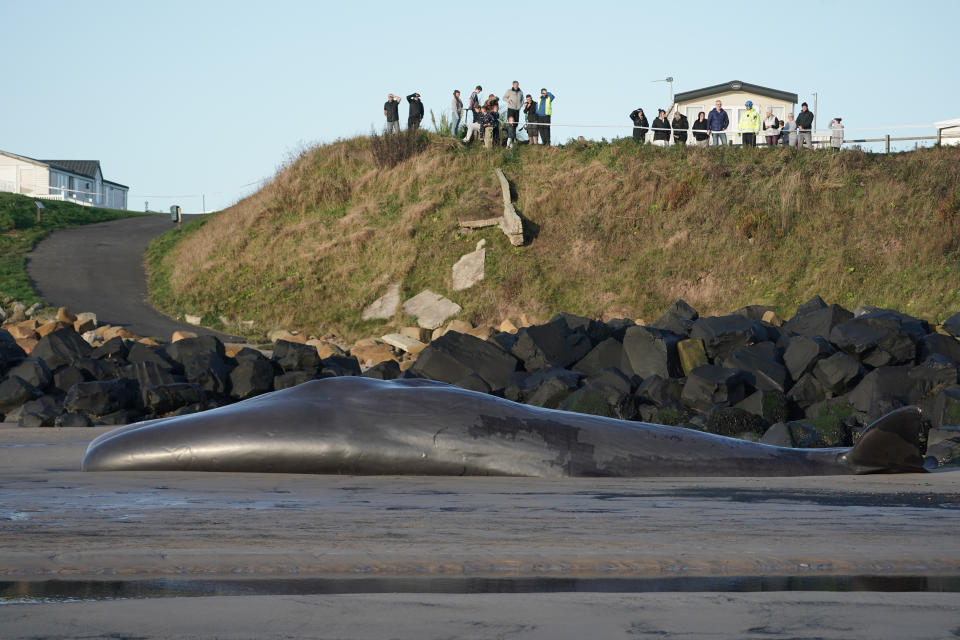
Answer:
[{"xmin": 506, "ymin": 115, "xmax": 517, "ymax": 149}]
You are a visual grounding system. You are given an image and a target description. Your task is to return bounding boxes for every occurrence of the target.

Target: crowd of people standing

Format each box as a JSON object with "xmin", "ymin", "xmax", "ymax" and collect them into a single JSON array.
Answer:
[
  {"xmin": 384, "ymin": 87, "xmax": 843, "ymax": 150},
  {"xmin": 629, "ymin": 99, "xmax": 843, "ymax": 150},
  {"xmin": 383, "ymin": 82, "xmax": 556, "ymax": 148},
  {"xmin": 454, "ymin": 82, "xmax": 556, "ymax": 148}
]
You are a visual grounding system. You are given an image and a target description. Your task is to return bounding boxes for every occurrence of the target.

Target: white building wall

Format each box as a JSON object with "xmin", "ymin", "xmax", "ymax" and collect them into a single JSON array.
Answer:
[
  {"xmin": 0, "ymin": 154, "xmax": 50, "ymax": 195},
  {"xmin": 103, "ymin": 184, "xmax": 127, "ymax": 209}
]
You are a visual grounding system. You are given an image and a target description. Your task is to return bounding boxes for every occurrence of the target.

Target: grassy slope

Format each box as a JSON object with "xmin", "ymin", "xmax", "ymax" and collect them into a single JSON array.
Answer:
[
  {"xmin": 146, "ymin": 136, "xmax": 960, "ymax": 342},
  {"xmin": 0, "ymin": 192, "xmax": 144, "ymax": 305}
]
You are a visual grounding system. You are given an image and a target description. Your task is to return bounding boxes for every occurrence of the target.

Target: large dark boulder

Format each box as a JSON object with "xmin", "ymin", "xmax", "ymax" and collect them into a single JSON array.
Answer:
[
  {"xmin": 123, "ymin": 361, "xmax": 181, "ymax": 398},
  {"xmin": 622, "ymin": 326, "xmax": 682, "ymax": 379},
  {"xmin": 719, "ymin": 345, "xmax": 789, "ymax": 392},
  {"xmin": 604, "ymin": 318, "xmax": 637, "ymax": 342},
  {"xmin": 6, "ymin": 358, "xmax": 52, "ymax": 391},
  {"xmin": 736, "ymin": 389, "xmax": 790, "ymax": 425},
  {"xmin": 488, "ymin": 331, "xmax": 519, "ymax": 353},
  {"xmin": 32, "ymin": 327, "xmax": 92, "ymax": 370},
  {"xmin": 505, "ymin": 368, "xmax": 580, "ymax": 404},
  {"xmin": 64, "ymin": 379, "xmax": 140, "ymax": 417},
  {"xmin": 229, "ymin": 357, "xmax": 275, "ymax": 400},
  {"xmin": 510, "ymin": 320, "xmax": 592, "ymax": 371},
  {"xmin": 650, "ymin": 299, "xmax": 699, "ymax": 337},
  {"xmin": 272, "ymin": 340, "xmax": 323, "ymax": 374},
  {"xmin": 362, "ymin": 360, "xmax": 401, "ymax": 380},
  {"xmin": 681, "ymin": 365, "xmax": 748, "ymax": 413},
  {"xmin": 411, "ymin": 332, "xmax": 518, "ymax": 392},
  {"xmin": 0, "ymin": 375, "xmax": 39, "ymax": 414},
  {"xmin": 909, "ymin": 355, "xmax": 959, "ymax": 389},
  {"xmin": 17, "ymin": 395, "xmax": 63, "ymax": 427},
  {"xmin": 128, "ymin": 342, "xmax": 181, "ymax": 374},
  {"xmin": 926, "ymin": 387, "xmax": 960, "ymax": 428},
  {"xmin": 90, "ymin": 336, "xmax": 130, "ymax": 361},
  {"xmin": 786, "ymin": 372, "xmax": 830, "ymax": 410},
  {"xmin": 559, "ymin": 369, "xmax": 634, "ymax": 419},
  {"xmin": 165, "ymin": 335, "xmax": 225, "ymax": 368},
  {"xmin": 783, "ymin": 298, "xmax": 853, "ymax": 337},
  {"xmin": 689, "ymin": 315, "xmax": 763, "ymax": 361},
  {"xmin": 450, "ymin": 373, "xmax": 490, "ymax": 394},
  {"xmin": 144, "ymin": 383, "xmax": 206, "ymax": 415},
  {"xmin": 635, "ymin": 374, "xmax": 684, "ymax": 409},
  {"xmin": 848, "ymin": 366, "xmax": 916, "ymax": 423},
  {"xmin": 829, "ymin": 309, "xmax": 928, "ymax": 367},
  {"xmin": 811, "ymin": 352, "xmax": 864, "ymax": 394},
  {"xmin": 526, "ymin": 372, "xmax": 580, "ymax": 409},
  {"xmin": 0, "ymin": 329, "xmax": 27, "ymax": 375},
  {"xmin": 941, "ymin": 312, "xmax": 960, "ymax": 338},
  {"xmin": 550, "ymin": 312, "xmax": 612, "ymax": 347},
  {"xmin": 51, "ymin": 366, "xmax": 93, "ymax": 395},
  {"xmin": 321, "ymin": 355, "xmax": 362, "ymax": 378},
  {"xmin": 927, "ymin": 426, "xmax": 960, "ymax": 466},
  {"xmin": 783, "ymin": 335, "xmax": 835, "ymax": 382},
  {"xmin": 918, "ymin": 333, "xmax": 960, "ymax": 365},
  {"xmin": 73, "ymin": 357, "xmax": 115, "ymax": 382},
  {"xmin": 573, "ymin": 337, "xmax": 632, "ymax": 377},
  {"xmin": 184, "ymin": 351, "xmax": 233, "ymax": 397}
]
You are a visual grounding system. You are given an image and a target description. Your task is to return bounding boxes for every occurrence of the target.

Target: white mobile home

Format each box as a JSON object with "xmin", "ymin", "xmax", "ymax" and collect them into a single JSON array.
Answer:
[
  {"xmin": 935, "ymin": 119, "xmax": 960, "ymax": 146},
  {"xmin": 0, "ymin": 150, "xmax": 128, "ymax": 209},
  {"xmin": 672, "ymin": 80, "xmax": 799, "ymax": 145}
]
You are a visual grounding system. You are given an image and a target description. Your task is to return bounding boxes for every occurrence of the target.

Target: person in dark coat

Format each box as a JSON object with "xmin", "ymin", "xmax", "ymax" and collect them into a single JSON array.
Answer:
[
  {"xmin": 629, "ymin": 108, "xmax": 649, "ymax": 142},
  {"xmin": 652, "ymin": 109, "xmax": 671, "ymax": 146},
  {"xmin": 691, "ymin": 111, "xmax": 709, "ymax": 147},
  {"xmin": 672, "ymin": 111, "xmax": 689, "ymax": 146},
  {"xmin": 523, "ymin": 94, "xmax": 539, "ymax": 145},
  {"xmin": 796, "ymin": 102, "xmax": 814, "ymax": 148},
  {"xmin": 406, "ymin": 93, "xmax": 424, "ymax": 130}
]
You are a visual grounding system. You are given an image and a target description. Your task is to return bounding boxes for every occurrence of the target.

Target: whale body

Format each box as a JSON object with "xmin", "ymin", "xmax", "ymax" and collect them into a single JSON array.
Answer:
[{"xmin": 82, "ymin": 377, "xmax": 929, "ymax": 477}]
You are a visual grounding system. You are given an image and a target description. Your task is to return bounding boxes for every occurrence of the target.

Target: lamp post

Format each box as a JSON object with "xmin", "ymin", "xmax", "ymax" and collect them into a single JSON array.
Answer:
[
  {"xmin": 812, "ymin": 92, "xmax": 818, "ymax": 134},
  {"xmin": 652, "ymin": 76, "xmax": 674, "ymax": 107}
]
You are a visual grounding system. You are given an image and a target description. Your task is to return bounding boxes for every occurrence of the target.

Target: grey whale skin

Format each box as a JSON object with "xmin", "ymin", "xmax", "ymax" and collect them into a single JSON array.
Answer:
[{"xmin": 82, "ymin": 377, "xmax": 928, "ymax": 477}]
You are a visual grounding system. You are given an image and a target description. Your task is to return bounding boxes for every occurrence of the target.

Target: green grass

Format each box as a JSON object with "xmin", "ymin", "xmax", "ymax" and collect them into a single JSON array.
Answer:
[
  {"xmin": 0, "ymin": 192, "xmax": 145, "ymax": 305},
  {"xmin": 145, "ymin": 136, "xmax": 960, "ymax": 342}
]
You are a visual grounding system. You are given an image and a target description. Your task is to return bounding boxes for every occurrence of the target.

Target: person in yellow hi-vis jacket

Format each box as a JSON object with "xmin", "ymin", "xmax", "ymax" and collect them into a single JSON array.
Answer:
[{"xmin": 739, "ymin": 100, "xmax": 761, "ymax": 147}]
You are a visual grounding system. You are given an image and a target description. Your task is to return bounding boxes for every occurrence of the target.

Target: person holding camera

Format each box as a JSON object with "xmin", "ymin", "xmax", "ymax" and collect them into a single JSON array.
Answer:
[{"xmin": 406, "ymin": 92, "xmax": 424, "ymax": 130}]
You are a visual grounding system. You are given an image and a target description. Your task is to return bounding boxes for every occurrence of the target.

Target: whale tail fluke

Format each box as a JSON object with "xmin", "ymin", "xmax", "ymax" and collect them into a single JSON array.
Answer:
[{"xmin": 842, "ymin": 406, "xmax": 930, "ymax": 474}]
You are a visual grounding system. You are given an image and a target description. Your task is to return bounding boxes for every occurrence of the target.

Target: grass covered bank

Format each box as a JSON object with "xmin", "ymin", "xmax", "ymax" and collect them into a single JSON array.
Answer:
[
  {"xmin": 0, "ymin": 192, "xmax": 144, "ymax": 304},
  {"xmin": 146, "ymin": 136, "xmax": 960, "ymax": 341}
]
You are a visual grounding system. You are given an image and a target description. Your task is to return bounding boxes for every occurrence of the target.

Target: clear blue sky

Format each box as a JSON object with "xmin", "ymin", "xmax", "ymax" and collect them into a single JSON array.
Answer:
[{"xmin": 3, "ymin": 0, "xmax": 957, "ymax": 212}]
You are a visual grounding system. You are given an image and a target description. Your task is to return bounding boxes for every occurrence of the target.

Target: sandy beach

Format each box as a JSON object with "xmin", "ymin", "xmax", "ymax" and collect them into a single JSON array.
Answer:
[{"xmin": 2, "ymin": 423, "xmax": 959, "ymax": 638}]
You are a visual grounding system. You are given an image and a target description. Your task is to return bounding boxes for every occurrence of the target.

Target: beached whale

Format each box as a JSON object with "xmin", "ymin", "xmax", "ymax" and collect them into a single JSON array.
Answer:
[{"xmin": 81, "ymin": 377, "xmax": 930, "ymax": 476}]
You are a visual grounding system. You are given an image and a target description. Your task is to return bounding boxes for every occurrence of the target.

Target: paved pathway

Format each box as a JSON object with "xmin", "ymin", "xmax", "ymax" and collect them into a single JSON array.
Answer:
[{"xmin": 26, "ymin": 214, "xmax": 239, "ymax": 341}]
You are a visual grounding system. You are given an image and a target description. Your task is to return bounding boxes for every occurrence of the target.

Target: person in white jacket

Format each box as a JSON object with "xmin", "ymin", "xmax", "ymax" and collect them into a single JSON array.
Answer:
[{"xmin": 830, "ymin": 118, "xmax": 844, "ymax": 151}]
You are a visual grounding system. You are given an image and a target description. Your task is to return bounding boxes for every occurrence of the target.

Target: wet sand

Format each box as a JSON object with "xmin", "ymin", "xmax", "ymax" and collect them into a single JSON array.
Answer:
[{"xmin": 2, "ymin": 424, "xmax": 959, "ymax": 638}]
